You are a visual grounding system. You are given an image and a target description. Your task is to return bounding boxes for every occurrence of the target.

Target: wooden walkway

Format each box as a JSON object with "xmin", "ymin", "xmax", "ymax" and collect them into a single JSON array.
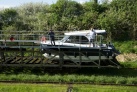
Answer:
[{"xmin": 0, "ymin": 34, "xmax": 121, "ymax": 68}]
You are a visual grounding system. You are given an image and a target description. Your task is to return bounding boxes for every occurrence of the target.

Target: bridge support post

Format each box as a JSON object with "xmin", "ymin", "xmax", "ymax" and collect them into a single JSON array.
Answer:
[
  {"xmin": 79, "ymin": 51, "xmax": 82, "ymax": 68},
  {"xmin": 0, "ymin": 49, "xmax": 5, "ymax": 62},
  {"xmin": 20, "ymin": 48, "xmax": 24, "ymax": 64},
  {"xmin": 98, "ymin": 48, "xmax": 101, "ymax": 68},
  {"xmin": 59, "ymin": 52, "xmax": 63, "ymax": 68}
]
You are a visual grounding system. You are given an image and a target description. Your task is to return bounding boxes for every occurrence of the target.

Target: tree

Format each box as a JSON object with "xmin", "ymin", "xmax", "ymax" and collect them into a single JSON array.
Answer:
[
  {"xmin": 51, "ymin": 0, "xmax": 83, "ymax": 31},
  {"xmin": 97, "ymin": 0, "xmax": 137, "ymax": 41},
  {"xmin": 0, "ymin": 8, "xmax": 19, "ymax": 31},
  {"xmin": 16, "ymin": 2, "xmax": 51, "ymax": 31}
]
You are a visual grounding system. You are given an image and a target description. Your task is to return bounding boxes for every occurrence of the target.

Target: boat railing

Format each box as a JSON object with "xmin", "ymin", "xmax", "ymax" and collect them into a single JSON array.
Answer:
[
  {"xmin": 0, "ymin": 34, "xmax": 63, "ymax": 47},
  {"xmin": 0, "ymin": 34, "xmax": 63, "ymax": 40},
  {"xmin": 0, "ymin": 33, "xmax": 106, "ymax": 48}
]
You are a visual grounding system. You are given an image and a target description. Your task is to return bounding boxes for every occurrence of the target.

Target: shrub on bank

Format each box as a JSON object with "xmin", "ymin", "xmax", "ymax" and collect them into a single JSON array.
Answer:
[{"xmin": 114, "ymin": 41, "xmax": 137, "ymax": 54}]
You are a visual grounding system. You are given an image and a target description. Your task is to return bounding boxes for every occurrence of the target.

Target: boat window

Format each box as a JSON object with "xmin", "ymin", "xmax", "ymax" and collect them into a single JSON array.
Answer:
[
  {"xmin": 65, "ymin": 36, "xmax": 89, "ymax": 44},
  {"xmin": 65, "ymin": 36, "xmax": 77, "ymax": 43},
  {"xmin": 80, "ymin": 36, "xmax": 89, "ymax": 44}
]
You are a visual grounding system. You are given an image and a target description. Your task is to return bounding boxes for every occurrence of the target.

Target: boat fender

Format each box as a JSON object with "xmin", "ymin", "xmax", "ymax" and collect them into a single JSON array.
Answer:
[
  {"xmin": 10, "ymin": 36, "xmax": 14, "ymax": 41},
  {"xmin": 41, "ymin": 36, "xmax": 46, "ymax": 42}
]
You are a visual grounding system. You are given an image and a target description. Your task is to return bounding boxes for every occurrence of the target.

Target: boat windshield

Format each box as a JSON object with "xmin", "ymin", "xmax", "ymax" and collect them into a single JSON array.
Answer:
[
  {"xmin": 95, "ymin": 34, "xmax": 107, "ymax": 47},
  {"xmin": 60, "ymin": 35, "xmax": 69, "ymax": 42}
]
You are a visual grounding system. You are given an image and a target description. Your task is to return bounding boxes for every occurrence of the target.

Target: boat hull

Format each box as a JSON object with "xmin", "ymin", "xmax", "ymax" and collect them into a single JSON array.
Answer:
[{"xmin": 41, "ymin": 44, "xmax": 120, "ymax": 66}]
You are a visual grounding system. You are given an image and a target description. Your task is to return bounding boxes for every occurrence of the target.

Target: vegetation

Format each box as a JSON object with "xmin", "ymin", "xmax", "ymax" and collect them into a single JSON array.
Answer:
[
  {"xmin": 0, "ymin": 67, "xmax": 137, "ymax": 85},
  {"xmin": 0, "ymin": 0, "xmax": 136, "ymax": 55},
  {"xmin": 0, "ymin": 0, "xmax": 137, "ymax": 41},
  {"xmin": 0, "ymin": 1, "xmax": 136, "ymax": 90},
  {"xmin": 0, "ymin": 83, "xmax": 67, "ymax": 92},
  {"xmin": 114, "ymin": 41, "xmax": 137, "ymax": 54},
  {"xmin": 121, "ymin": 61, "xmax": 137, "ymax": 68},
  {"xmin": 0, "ymin": 83, "xmax": 137, "ymax": 92}
]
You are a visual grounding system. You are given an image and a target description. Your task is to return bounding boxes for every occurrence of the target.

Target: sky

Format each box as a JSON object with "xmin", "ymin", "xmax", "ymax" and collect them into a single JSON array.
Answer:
[{"xmin": 0, "ymin": 0, "xmax": 91, "ymax": 8}]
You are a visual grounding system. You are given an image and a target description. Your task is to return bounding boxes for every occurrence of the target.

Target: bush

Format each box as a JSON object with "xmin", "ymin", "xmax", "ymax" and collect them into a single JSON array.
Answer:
[{"xmin": 114, "ymin": 41, "xmax": 137, "ymax": 54}]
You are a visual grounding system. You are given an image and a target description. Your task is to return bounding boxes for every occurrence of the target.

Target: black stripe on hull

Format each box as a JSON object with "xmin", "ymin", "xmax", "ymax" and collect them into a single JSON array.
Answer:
[{"xmin": 41, "ymin": 45, "xmax": 114, "ymax": 57}]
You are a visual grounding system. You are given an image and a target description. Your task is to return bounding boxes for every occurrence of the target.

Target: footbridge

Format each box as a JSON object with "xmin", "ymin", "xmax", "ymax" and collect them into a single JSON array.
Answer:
[{"xmin": 0, "ymin": 31, "xmax": 121, "ymax": 68}]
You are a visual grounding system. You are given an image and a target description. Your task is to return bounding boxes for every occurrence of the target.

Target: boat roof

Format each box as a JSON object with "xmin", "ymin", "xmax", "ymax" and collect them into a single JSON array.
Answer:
[{"xmin": 64, "ymin": 30, "xmax": 106, "ymax": 36}]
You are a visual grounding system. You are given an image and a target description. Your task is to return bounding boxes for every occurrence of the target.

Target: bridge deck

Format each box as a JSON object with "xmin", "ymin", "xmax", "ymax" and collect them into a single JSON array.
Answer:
[{"xmin": 0, "ymin": 37, "xmax": 121, "ymax": 68}]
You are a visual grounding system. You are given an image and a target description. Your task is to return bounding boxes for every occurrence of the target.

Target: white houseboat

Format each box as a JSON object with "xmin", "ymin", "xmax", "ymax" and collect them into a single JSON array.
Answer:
[{"xmin": 40, "ymin": 30, "xmax": 120, "ymax": 67}]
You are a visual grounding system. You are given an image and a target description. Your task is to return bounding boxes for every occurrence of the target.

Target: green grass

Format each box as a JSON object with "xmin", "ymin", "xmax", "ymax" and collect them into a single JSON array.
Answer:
[
  {"xmin": 0, "ymin": 83, "xmax": 67, "ymax": 92},
  {"xmin": 0, "ymin": 67, "xmax": 137, "ymax": 85},
  {"xmin": 114, "ymin": 41, "xmax": 137, "ymax": 54},
  {"xmin": 0, "ymin": 83, "xmax": 137, "ymax": 92},
  {"xmin": 73, "ymin": 85, "xmax": 137, "ymax": 92},
  {"xmin": 120, "ymin": 61, "xmax": 137, "ymax": 68}
]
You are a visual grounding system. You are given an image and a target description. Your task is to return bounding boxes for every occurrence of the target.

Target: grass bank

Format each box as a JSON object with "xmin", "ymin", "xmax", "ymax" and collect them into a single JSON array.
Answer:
[
  {"xmin": 0, "ymin": 83, "xmax": 137, "ymax": 92},
  {"xmin": 0, "ymin": 67, "xmax": 137, "ymax": 85},
  {"xmin": 114, "ymin": 41, "xmax": 137, "ymax": 54}
]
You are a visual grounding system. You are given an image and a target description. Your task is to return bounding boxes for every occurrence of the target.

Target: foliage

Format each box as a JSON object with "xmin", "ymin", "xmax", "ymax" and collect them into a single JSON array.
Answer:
[
  {"xmin": 0, "ymin": 83, "xmax": 137, "ymax": 92},
  {"xmin": 0, "ymin": 83, "xmax": 67, "ymax": 92},
  {"xmin": 121, "ymin": 61, "xmax": 137, "ymax": 68},
  {"xmin": 0, "ymin": 8, "xmax": 19, "ymax": 31},
  {"xmin": 114, "ymin": 41, "xmax": 137, "ymax": 53},
  {"xmin": 1, "ymin": 67, "xmax": 137, "ymax": 85},
  {"xmin": 0, "ymin": 0, "xmax": 137, "ymax": 41},
  {"xmin": 97, "ymin": 0, "xmax": 137, "ymax": 40}
]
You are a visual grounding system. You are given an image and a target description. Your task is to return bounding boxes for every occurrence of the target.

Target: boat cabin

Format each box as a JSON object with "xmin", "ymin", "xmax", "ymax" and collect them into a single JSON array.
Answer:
[{"xmin": 50, "ymin": 30, "xmax": 107, "ymax": 47}]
